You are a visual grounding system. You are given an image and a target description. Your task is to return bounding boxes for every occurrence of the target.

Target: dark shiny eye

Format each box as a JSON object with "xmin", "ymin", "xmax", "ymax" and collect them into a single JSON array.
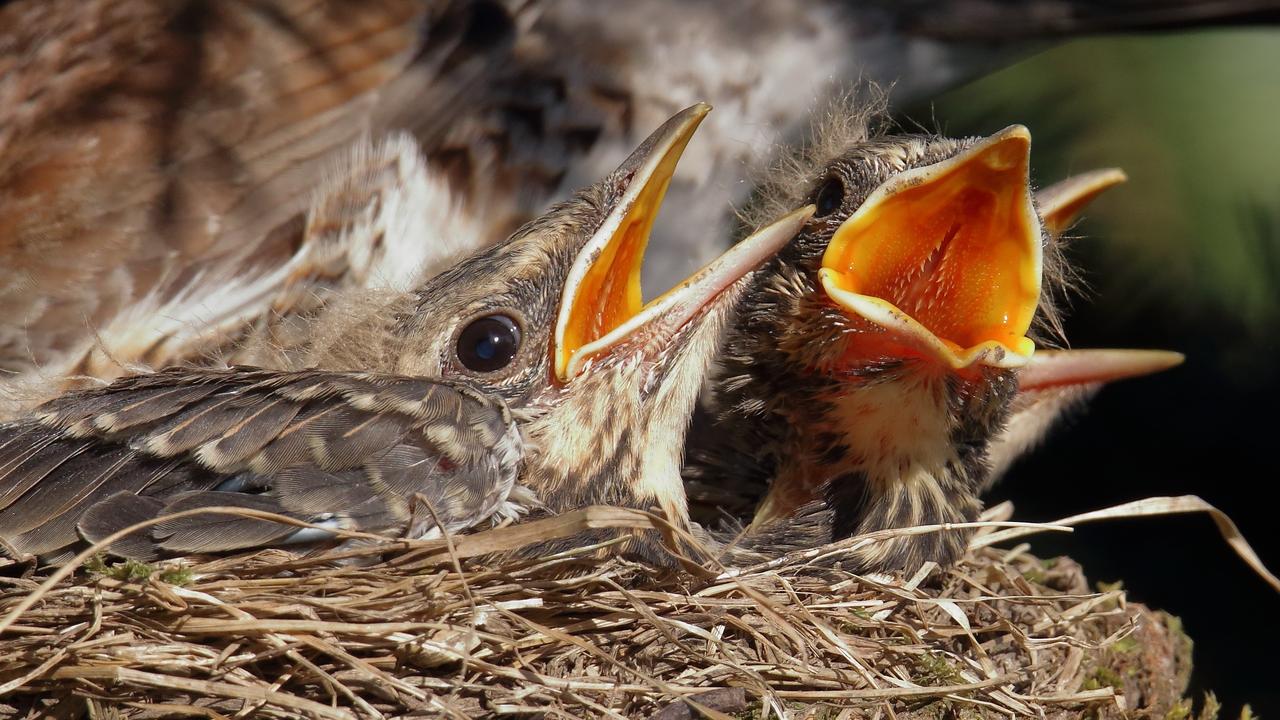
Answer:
[
  {"xmin": 813, "ymin": 176, "xmax": 845, "ymax": 217},
  {"xmin": 456, "ymin": 314, "xmax": 522, "ymax": 372}
]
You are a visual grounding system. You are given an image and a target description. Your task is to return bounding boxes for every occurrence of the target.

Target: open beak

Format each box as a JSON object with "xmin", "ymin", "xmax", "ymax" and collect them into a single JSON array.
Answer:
[
  {"xmin": 985, "ymin": 347, "xmax": 1184, "ymax": 483},
  {"xmin": 1035, "ymin": 167, "xmax": 1127, "ymax": 237},
  {"xmin": 1017, "ymin": 348, "xmax": 1184, "ymax": 391},
  {"xmin": 818, "ymin": 126, "xmax": 1042, "ymax": 370},
  {"xmin": 553, "ymin": 104, "xmax": 811, "ymax": 381}
]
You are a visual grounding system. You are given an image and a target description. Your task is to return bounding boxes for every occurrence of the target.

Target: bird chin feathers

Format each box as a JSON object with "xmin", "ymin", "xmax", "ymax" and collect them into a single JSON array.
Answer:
[{"xmin": 521, "ymin": 282, "xmax": 746, "ymax": 526}]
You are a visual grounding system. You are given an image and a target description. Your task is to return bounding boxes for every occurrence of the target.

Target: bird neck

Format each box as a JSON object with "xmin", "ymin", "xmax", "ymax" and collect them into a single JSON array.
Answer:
[
  {"xmin": 746, "ymin": 362, "xmax": 1014, "ymax": 572},
  {"xmin": 520, "ymin": 366, "xmax": 692, "ymax": 527},
  {"xmin": 756, "ymin": 362, "xmax": 1013, "ymax": 528},
  {"xmin": 523, "ymin": 284, "xmax": 741, "ymax": 526},
  {"xmin": 753, "ymin": 366, "xmax": 944, "ymax": 517}
]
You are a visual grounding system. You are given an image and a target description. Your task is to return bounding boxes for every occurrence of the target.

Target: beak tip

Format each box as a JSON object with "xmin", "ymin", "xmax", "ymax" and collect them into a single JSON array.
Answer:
[
  {"xmin": 1018, "ymin": 347, "xmax": 1187, "ymax": 390},
  {"xmin": 677, "ymin": 102, "xmax": 712, "ymax": 127},
  {"xmin": 984, "ymin": 128, "xmax": 1033, "ymax": 171},
  {"xmin": 787, "ymin": 204, "xmax": 818, "ymax": 231},
  {"xmin": 1001, "ymin": 124, "xmax": 1033, "ymax": 143}
]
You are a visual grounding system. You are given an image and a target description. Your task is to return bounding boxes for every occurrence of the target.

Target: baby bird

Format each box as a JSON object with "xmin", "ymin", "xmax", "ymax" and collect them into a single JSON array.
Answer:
[
  {"xmin": 695, "ymin": 110, "xmax": 1178, "ymax": 574},
  {"xmin": 0, "ymin": 105, "xmax": 809, "ymax": 565}
]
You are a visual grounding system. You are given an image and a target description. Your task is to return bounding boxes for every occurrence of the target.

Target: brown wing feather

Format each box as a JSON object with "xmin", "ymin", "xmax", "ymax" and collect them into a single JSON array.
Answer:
[
  {"xmin": 151, "ymin": 492, "xmax": 302, "ymax": 556},
  {"xmin": 0, "ymin": 429, "xmax": 87, "ymax": 509},
  {"xmin": 0, "ymin": 367, "xmax": 522, "ymax": 563},
  {"xmin": 77, "ymin": 493, "xmax": 166, "ymax": 561}
]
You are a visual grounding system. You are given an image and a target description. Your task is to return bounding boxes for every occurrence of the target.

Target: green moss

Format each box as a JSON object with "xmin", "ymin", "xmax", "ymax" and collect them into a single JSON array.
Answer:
[
  {"xmin": 82, "ymin": 554, "xmax": 153, "ymax": 580},
  {"xmin": 1082, "ymin": 666, "xmax": 1124, "ymax": 692},
  {"xmin": 1160, "ymin": 612, "xmax": 1195, "ymax": 660},
  {"xmin": 915, "ymin": 653, "xmax": 965, "ymax": 686},
  {"xmin": 1198, "ymin": 692, "xmax": 1222, "ymax": 720},
  {"xmin": 1021, "ymin": 568, "xmax": 1046, "ymax": 584},
  {"xmin": 1110, "ymin": 636, "xmax": 1139, "ymax": 655},
  {"xmin": 763, "ymin": 701, "xmax": 850, "ymax": 720},
  {"xmin": 919, "ymin": 699, "xmax": 988, "ymax": 720},
  {"xmin": 159, "ymin": 567, "xmax": 194, "ymax": 586},
  {"xmin": 82, "ymin": 555, "xmax": 193, "ymax": 584},
  {"xmin": 794, "ymin": 704, "xmax": 841, "ymax": 720},
  {"xmin": 1166, "ymin": 698, "xmax": 1194, "ymax": 720},
  {"xmin": 1095, "ymin": 580, "xmax": 1124, "ymax": 594},
  {"xmin": 1092, "ymin": 580, "xmax": 1126, "ymax": 612}
]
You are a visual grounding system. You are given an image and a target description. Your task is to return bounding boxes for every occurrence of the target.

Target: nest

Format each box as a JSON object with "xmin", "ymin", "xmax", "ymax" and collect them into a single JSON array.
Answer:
[{"xmin": 0, "ymin": 504, "xmax": 1213, "ymax": 719}]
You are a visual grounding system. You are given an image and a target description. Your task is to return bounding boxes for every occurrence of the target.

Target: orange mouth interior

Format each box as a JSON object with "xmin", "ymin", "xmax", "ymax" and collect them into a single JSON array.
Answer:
[
  {"xmin": 819, "ymin": 127, "xmax": 1042, "ymax": 368},
  {"xmin": 553, "ymin": 104, "xmax": 705, "ymax": 381},
  {"xmin": 556, "ymin": 179, "xmax": 664, "ymax": 375}
]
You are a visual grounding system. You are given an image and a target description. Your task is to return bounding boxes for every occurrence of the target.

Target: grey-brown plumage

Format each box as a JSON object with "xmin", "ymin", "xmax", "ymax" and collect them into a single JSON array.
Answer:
[
  {"xmin": 690, "ymin": 106, "xmax": 1067, "ymax": 575},
  {"xmin": 0, "ymin": 368, "xmax": 519, "ymax": 563},
  {"xmin": 0, "ymin": 105, "xmax": 806, "ymax": 566},
  {"xmin": 692, "ymin": 109, "xmax": 1184, "ymax": 575}
]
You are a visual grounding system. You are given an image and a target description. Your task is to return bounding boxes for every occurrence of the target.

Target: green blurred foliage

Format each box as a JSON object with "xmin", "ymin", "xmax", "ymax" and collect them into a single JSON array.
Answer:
[{"xmin": 914, "ymin": 31, "xmax": 1280, "ymax": 382}]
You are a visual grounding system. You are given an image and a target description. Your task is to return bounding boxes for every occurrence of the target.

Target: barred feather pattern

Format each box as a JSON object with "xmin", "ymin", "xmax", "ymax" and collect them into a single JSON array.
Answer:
[{"xmin": 0, "ymin": 367, "xmax": 522, "ymax": 563}]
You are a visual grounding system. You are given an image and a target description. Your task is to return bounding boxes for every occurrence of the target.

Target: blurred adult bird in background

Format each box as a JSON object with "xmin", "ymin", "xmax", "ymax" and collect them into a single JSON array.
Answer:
[
  {"xmin": 688, "ymin": 104, "xmax": 1181, "ymax": 574},
  {"xmin": 1, "ymin": 0, "xmax": 1275, "ymax": 404},
  {"xmin": 0, "ymin": 105, "xmax": 809, "ymax": 567}
]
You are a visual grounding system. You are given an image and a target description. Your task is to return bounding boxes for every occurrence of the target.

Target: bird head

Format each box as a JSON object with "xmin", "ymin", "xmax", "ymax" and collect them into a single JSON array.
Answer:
[
  {"xmin": 709, "ymin": 123, "xmax": 1054, "ymax": 565},
  {"xmin": 713, "ymin": 123, "xmax": 1181, "ymax": 572},
  {"xmin": 749, "ymin": 126, "xmax": 1047, "ymax": 380},
  {"xmin": 385, "ymin": 104, "xmax": 809, "ymax": 538}
]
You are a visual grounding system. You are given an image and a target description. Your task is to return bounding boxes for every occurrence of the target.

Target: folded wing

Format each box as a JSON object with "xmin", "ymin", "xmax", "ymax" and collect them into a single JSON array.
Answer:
[{"xmin": 0, "ymin": 368, "xmax": 521, "ymax": 564}]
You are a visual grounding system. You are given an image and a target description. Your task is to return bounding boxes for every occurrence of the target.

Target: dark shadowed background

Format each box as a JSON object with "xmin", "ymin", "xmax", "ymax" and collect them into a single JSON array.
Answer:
[{"xmin": 904, "ymin": 30, "xmax": 1278, "ymax": 716}]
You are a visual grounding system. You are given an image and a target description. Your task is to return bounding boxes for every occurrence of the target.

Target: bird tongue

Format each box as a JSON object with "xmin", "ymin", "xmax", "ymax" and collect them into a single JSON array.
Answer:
[{"xmin": 819, "ymin": 126, "xmax": 1043, "ymax": 370}]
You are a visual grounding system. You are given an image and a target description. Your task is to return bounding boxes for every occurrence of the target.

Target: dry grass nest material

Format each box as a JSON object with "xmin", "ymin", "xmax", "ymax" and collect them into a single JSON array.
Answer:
[{"xmin": 0, "ymin": 503, "xmax": 1219, "ymax": 719}]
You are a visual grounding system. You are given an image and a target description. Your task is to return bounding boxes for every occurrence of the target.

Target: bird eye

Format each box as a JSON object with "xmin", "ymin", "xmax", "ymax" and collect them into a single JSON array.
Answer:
[
  {"xmin": 456, "ymin": 314, "xmax": 522, "ymax": 372},
  {"xmin": 813, "ymin": 176, "xmax": 845, "ymax": 218}
]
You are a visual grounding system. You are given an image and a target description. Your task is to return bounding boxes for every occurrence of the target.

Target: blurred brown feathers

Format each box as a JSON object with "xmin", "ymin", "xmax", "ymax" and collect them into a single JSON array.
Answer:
[{"xmin": 4, "ymin": 0, "xmax": 1271, "ymax": 395}]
